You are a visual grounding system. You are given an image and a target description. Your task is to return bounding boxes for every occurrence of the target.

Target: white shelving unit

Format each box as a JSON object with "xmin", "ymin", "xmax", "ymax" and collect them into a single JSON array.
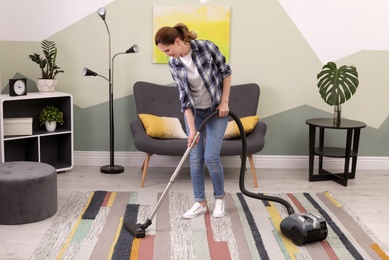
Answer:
[{"xmin": 0, "ymin": 92, "xmax": 73, "ymax": 172}]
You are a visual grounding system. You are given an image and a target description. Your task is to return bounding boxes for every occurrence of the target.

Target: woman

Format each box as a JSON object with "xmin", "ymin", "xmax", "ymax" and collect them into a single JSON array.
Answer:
[{"xmin": 155, "ymin": 23, "xmax": 232, "ymax": 218}]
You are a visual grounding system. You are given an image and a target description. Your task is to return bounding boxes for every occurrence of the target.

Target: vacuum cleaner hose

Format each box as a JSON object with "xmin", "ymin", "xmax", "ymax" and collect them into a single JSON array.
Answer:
[
  {"xmin": 196, "ymin": 110, "xmax": 295, "ymax": 214},
  {"xmin": 228, "ymin": 111, "xmax": 295, "ymax": 215}
]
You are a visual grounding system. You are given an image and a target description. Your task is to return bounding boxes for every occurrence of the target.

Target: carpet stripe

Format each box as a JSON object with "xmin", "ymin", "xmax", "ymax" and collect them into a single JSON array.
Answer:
[
  {"xmin": 266, "ymin": 200, "xmax": 300, "ymax": 259},
  {"xmin": 194, "ymin": 230, "xmax": 211, "ymax": 260},
  {"xmin": 56, "ymin": 191, "xmax": 95, "ymax": 259},
  {"xmin": 82, "ymin": 190, "xmax": 107, "ymax": 219},
  {"xmin": 71, "ymin": 219, "xmax": 92, "ymax": 242},
  {"xmin": 231, "ymin": 193, "xmax": 262, "ymax": 259},
  {"xmin": 186, "ymin": 195, "xmax": 209, "ymax": 259},
  {"xmin": 108, "ymin": 216, "xmax": 124, "ymax": 259},
  {"xmin": 130, "ymin": 238, "xmax": 141, "ymax": 259},
  {"xmin": 128, "ymin": 191, "xmax": 138, "ymax": 204},
  {"xmin": 107, "ymin": 191, "xmax": 117, "ymax": 207},
  {"xmin": 101, "ymin": 191, "xmax": 112, "ymax": 207},
  {"xmin": 112, "ymin": 204, "xmax": 140, "ymax": 259},
  {"xmin": 321, "ymin": 240, "xmax": 340, "ymax": 260},
  {"xmin": 154, "ymin": 192, "xmax": 170, "ymax": 260},
  {"xmin": 324, "ymin": 191, "xmax": 341, "ymax": 207},
  {"xmin": 287, "ymin": 193, "xmax": 307, "ymax": 213},
  {"xmin": 236, "ymin": 193, "xmax": 270, "ymax": 260},
  {"xmin": 170, "ymin": 192, "xmax": 197, "ymax": 259},
  {"xmin": 138, "ymin": 235, "xmax": 155, "ymax": 260},
  {"xmin": 225, "ymin": 193, "xmax": 253, "ymax": 260},
  {"xmin": 371, "ymin": 243, "xmax": 389, "ymax": 260},
  {"xmin": 204, "ymin": 209, "xmax": 231, "ymax": 260},
  {"xmin": 207, "ymin": 194, "xmax": 243, "ymax": 260}
]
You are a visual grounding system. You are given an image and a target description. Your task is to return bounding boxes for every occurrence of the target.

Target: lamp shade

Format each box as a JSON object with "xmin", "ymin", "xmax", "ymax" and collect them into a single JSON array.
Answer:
[
  {"xmin": 126, "ymin": 44, "xmax": 140, "ymax": 54},
  {"xmin": 97, "ymin": 8, "xmax": 106, "ymax": 20},
  {"xmin": 82, "ymin": 67, "xmax": 98, "ymax": 76}
]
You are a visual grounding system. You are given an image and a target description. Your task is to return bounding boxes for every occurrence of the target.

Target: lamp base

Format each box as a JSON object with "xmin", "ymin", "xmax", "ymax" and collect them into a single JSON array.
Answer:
[{"xmin": 100, "ymin": 165, "xmax": 124, "ymax": 174}]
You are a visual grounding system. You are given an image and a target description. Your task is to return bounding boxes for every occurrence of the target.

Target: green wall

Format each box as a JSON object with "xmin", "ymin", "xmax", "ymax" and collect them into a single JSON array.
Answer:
[{"xmin": 1, "ymin": 0, "xmax": 389, "ymax": 156}]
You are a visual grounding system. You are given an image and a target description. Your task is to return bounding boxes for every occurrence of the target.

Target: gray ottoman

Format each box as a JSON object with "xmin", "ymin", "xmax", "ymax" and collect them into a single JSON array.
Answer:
[{"xmin": 0, "ymin": 161, "xmax": 57, "ymax": 225}]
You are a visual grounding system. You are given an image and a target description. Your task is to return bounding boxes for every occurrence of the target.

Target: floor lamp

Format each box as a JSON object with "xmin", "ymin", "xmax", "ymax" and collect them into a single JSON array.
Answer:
[{"xmin": 82, "ymin": 7, "xmax": 139, "ymax": 174}]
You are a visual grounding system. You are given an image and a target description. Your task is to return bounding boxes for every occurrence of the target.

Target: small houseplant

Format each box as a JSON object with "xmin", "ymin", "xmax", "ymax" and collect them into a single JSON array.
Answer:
[
  {"xmin": 39, "ymin": 105, "xmax": 64, "ymax": 132},
  {"xmin": 317, "ymin": 61, "xmax": 359, "ymax": 124},
  {"xmin": 29, "ymin": 39, "xmax": 64, "ymax": 92}
]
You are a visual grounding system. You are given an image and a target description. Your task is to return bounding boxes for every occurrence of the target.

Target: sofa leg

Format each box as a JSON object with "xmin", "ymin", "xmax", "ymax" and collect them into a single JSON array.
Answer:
[
  {"xmin": 248, "ymin": 155, "xmax": 258, "ymax": 188},
  {"xmin": 140, "ymin": 153, "xmax": 152, "ymax": 188}
]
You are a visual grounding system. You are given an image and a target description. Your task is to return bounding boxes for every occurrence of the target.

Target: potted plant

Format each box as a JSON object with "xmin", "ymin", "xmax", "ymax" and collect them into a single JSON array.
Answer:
[
  {"xmin": 39, "ymin": 105, "xmax": 64, "ymax": 132},
  {"xmin": 29, "ymin": 39, "xmax": 64, "ymax": 92},
  {"xmin": 317, "ymin": 61, "xmax": 359, "ymax": 124}
]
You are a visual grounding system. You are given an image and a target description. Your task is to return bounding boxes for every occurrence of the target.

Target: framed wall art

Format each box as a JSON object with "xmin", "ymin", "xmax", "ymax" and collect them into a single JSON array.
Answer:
[{"xmin": 153, "ymin": 5, "xmax": 231, "ymax": 64}]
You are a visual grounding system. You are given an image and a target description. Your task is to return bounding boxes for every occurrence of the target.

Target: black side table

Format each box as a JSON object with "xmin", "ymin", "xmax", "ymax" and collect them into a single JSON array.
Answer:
[{"xmin": 306, "ymin": 118, "xmax": 366, "ymax": 186}]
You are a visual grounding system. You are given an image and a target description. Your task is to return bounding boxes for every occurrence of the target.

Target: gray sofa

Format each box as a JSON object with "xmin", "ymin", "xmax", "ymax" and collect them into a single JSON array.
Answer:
[{"xmin": 131, "ymin": 81, "xmax": 267, "ymax": 187}]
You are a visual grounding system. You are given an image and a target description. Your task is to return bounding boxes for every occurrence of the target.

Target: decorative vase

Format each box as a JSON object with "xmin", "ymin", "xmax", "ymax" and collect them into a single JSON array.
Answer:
[
  {"xmin": 333, "ymin": 105, "xmax": 341, "ymax": 125},
  {"xmin": 36, "ymin": 79, "xmax": 57, "ymax": 92},
  {"xmin": 45, "ymin": 121, "xmax": 57, "ymax": 132}
]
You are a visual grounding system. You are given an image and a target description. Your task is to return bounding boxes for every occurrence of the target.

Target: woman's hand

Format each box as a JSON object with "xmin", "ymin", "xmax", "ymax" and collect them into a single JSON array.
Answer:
[
  {"xmin": 217, "ymin": 102, "xmax": 229, "ymax": 118},
  {"xmin": 187, "ymin": 131, "xmax": 199, "ymax": 147}
]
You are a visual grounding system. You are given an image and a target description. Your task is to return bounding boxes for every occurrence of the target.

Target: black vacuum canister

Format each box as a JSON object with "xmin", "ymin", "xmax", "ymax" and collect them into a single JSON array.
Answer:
[{"xmin": 280, "ymin": 213, "xmax": 328, "ymax": 246}]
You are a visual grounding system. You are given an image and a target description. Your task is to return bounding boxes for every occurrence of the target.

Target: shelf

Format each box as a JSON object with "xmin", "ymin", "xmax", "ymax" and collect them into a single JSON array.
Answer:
[
  {"xmin": 0, "ymin": 92, "xmax": 73, "ymax": 172},
  {"xmin": 4, "ymin": 129, "xmax": 71, "ymax": 140},
  {"xmin": 314, "ymin": 147, "xmax": 358, "ymax": 158}
]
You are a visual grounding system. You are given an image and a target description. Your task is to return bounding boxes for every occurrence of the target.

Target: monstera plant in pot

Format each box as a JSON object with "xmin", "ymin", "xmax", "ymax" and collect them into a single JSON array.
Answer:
[
  {"xmin": 29, "ymin": 39, "xmax": 64, "ymax": 92},
  {"xmin": 317, "ymin": 61, "xmax": 359, "ymax": 125}
]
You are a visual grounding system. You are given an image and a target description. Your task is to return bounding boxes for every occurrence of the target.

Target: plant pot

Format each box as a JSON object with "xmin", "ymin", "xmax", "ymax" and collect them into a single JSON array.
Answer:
[
  {"xmin": 36, "ymin": 79, "xmax": 57, "ymax": 92},
  {"xmin": 45, "ymin": 121, "xmax": 57, "ymax": 132}
]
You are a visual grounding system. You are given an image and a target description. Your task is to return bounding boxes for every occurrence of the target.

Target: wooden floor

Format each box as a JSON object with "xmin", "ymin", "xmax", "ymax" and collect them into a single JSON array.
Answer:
[{"xmin": 1, "ymin": 166, "xmax": 388, "ymax": 259}]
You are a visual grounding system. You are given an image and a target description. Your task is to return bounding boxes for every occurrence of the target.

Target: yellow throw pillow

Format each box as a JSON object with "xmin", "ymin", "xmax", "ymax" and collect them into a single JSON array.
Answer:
[
  {"xmin": 224, "ymin": 116, "xmax": 259, "ymax": 139},
  {"xmin": 138, "ymin": 114, "xmax": 187, "ymax": 139}
]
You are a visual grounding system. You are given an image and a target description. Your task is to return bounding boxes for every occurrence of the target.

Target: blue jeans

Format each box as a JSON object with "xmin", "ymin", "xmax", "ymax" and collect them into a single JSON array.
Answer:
[{"xmin": 184, "ymin": 108, "xmax": 228, "ymax": 202}]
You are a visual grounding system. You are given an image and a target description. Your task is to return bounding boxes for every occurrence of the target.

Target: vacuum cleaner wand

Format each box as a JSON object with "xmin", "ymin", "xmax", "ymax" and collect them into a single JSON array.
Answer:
[{"xmin": 123, "ymin": 111, "xmax": 218, "ymax": 238}]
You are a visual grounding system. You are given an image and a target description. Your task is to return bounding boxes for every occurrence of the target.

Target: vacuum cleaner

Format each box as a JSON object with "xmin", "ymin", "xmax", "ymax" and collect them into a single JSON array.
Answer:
[{"xmin": 123, "ymin": 110, "xmax": 328, "ymax": 246}]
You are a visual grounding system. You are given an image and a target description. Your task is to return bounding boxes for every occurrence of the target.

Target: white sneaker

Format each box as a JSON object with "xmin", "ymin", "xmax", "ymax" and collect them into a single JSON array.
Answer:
[
  {"xmin": 213, "ymin": 199, "xmax": 225, "ymax": 218},
  {"xmin": 183, "ymin": 202, "xmax": 207, "ymax": 219}
]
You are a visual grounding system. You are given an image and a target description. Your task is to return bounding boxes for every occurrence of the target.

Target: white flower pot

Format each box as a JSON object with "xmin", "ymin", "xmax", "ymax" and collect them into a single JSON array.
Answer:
[
  {"xmin": 45, "ymin": 121, "xmax": 57, "ymax": 132},
  {"xmin": 36, "ymin": 79, "xmax": 57, "ymax": 92}
]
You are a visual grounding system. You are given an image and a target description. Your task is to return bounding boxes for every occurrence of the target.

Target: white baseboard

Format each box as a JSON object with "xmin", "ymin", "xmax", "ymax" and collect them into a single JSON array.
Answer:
[{"xmin": 74, "ymin": 151, "xmax": 389, "ymax": 170}]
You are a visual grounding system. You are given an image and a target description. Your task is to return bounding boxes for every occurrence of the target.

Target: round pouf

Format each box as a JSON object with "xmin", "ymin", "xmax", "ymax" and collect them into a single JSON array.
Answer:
[{"xmin": 0, "ymin": 161, "xmax": 57, "ymax": 225}]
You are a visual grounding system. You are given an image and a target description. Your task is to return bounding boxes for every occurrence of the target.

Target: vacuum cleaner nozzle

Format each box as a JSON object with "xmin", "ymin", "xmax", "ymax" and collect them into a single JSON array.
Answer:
[
  {"xmin": 280, "ymin": 213, "xmax": 328, "ymax": 246},
  {"xmin": 123, "ymin": 222, "xmax": 147, "ymax": 238}
]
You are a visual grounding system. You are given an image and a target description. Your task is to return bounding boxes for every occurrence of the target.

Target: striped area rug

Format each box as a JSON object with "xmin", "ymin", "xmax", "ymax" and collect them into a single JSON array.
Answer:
[{"xmin": 31, "ymin": 191, "xmax": 389, "ymax": 260}]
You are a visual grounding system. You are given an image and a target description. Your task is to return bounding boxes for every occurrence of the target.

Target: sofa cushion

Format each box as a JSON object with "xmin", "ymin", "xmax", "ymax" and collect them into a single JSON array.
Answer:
[
  {"xmin": 139, "ymin": 113, "xmax": 187, "ymax": 139},
  {"xmin": 224, "ymin": 116, "xmax": 259, "ymax": 139}
]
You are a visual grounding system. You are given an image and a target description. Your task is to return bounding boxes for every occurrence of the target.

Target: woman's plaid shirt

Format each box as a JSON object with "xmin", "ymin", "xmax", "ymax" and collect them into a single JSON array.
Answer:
[{"xmin": 168, "ymin": 40, "xmax": 232, "ymax": 112}]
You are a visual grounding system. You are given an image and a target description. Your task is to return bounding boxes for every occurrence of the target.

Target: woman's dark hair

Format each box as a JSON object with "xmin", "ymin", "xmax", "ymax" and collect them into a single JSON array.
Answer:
[{"xmin": 155, "ymin": 23, "xmax": 197, "ymax": 46}]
